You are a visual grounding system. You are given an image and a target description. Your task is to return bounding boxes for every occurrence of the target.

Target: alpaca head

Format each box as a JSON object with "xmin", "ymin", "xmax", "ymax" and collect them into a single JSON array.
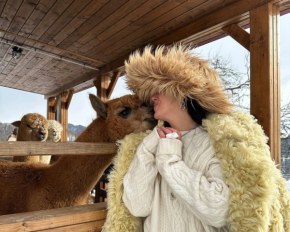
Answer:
[
  {"xmin": 12, "ymin": 113, "xmax": 49, "ymax": 142},
  {"xmin": 46, "ymin": 120, "xmax": 63, "ymax": 142},
  {"xmin": 88, "ymin": 94, "xmax": 158, "ymax": 142}
]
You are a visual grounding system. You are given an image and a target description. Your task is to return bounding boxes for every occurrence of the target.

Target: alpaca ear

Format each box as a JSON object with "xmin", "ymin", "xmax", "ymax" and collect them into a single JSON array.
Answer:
[
  {"xmin": 89, "ymin": 94, "xmax": 107, "ymax": 119},
  {"xmin": 12, "ymin": 121, "xmax": 21, "ymax": 127}
]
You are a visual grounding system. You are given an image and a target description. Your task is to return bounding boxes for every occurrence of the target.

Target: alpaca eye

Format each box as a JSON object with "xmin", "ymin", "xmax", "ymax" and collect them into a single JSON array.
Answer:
[
  {"xmin": 27, "ymin": 124, "xmax": 34, "ymax": 129},
  {"xmin": 118, "ymin": 108, "xmax": 131, "ymax": 117}
]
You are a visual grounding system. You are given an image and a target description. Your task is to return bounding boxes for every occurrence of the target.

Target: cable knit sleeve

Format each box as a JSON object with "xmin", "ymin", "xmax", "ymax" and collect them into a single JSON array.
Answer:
[
  {"xmin": 123, "ymin": 128, "xmax": 160, "ymax": 217},
  {"xmin": 156, "ymin": 138, "xmax": 229, "ymax": 228}
]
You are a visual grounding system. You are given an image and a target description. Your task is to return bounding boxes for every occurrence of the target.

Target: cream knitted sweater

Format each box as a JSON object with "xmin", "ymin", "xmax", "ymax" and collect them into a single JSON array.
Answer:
[{"xmin": 123, "ymin": 127, "xmax": 231, "ymax": 232}]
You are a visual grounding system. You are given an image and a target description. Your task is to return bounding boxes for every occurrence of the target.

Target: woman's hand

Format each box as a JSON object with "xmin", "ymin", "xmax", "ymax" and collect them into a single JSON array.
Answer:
[{"xmin": 157, "ymin": 127, "xmax": 182, "ymax": 140}]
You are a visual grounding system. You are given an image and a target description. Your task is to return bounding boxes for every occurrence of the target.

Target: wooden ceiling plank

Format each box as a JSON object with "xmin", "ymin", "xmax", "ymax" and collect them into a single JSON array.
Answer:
[
  {"xmin": 0, "ymin": 0, "xmax": 23, "ymax": 38},
  {"xmin": 68, "ymin": 0, "xmax": 147, "ymax": 54},
  {"xmin": 76, "ymin": 0, "xmax": 167, "ymax": 54},
  {"xmin": 153, "ymin": 0, "xmax": 275, "ymax": 45},
  {"xmin": 38, "ymin": 0, "xmax": 92, "ymax": 44},
  {"xmin": 82, "ymin": 0, "xmax": 184, "ymax": 58},
  {"xmin": 92, "ymin": 0, "xmax": 229, "ymax": 61},
  {"xmin": 222, "ymin": 24, "xmax": 250, "ymax": 51},
  {"xmin": 0, "ymin": 1, "xmax": 7, "ymax": 16},
  {"xmin": 4, "ymin": 0, "xmax": 40, "ymax": 41},
  {"xmin": 4, "ymin": 0, "xmax": 58, "ymax": 87},
  {"xmin": 57, "ymin": 0, "xmax": 128, "ymax": 50},
  {"xmin": 27, "ymin": 0, "xmax": 74, "ymax": 43},
  {"xmin": 14, "ymin": 0, "xmax": 57, "ymax": 44},
  {"xmin": 49, "ymin": 0, "xmax": 108, "ymax": 47},
  {"xmin": 1, "ymin": 0, "xmax": 41, "ymax": 81}
]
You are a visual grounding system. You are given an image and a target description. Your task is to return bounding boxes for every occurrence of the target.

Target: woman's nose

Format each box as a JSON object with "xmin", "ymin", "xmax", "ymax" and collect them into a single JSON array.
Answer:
[{"xmin": 151, "ymin": 95, "xmax": 158, "ymax": 102}]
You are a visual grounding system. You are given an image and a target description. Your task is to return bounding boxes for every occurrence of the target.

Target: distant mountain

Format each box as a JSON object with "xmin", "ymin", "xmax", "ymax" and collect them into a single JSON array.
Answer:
[
  {"xmin": 68, "ymin": 123, "xmax": 86, "ymax": 133},
  {"xmin": 67, "ymin": 123, "xmax": 86, "ymax": 141},
  {"xmin": 0, "ymin": 122, "xmax": 15, "ymax": 141},
  {"xmin": 0, "ymin": 122, "xmax": 86, "ymax": 142}
]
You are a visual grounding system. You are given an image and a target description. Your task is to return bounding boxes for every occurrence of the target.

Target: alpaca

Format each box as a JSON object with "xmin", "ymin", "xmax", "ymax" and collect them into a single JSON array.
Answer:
[
  {"xmin": 0, "ymin": 94, "xmax": 157, "ymax": 215},
  {"xmin": 12, "ymin": 113, "xmax": 49, "ymax": 163},
  {"xmin": 39, "ymin": 120, "xmax": 63, "ymax": 164}
]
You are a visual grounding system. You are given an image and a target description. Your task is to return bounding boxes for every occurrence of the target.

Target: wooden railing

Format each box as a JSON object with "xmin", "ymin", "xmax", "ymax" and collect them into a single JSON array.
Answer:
[
  {"xmin": 0, "ymin": 203, "xmax": 107, "ymax": 232},
  {"xmin": 0, "ymin": 141, "xmax": 118, "ymax": 231},
  {"xmin": 0, "ymin": 141, "xmax": 117, "ymax": 156}
]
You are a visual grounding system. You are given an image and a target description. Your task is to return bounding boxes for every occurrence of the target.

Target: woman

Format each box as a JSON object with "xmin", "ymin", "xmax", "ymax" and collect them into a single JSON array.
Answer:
[{"xmin": 122, "ymin": 45, "xmax": 233, "ymax": 232}]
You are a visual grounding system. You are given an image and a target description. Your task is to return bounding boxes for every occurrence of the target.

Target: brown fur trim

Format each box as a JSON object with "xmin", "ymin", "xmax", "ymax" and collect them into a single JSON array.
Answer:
[{"xmin": 125, "ymin": 44, "xmax": 233, "ymax": 114}]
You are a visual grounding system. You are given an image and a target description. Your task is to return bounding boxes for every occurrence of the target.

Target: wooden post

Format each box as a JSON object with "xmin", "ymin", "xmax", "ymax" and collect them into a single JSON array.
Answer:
[
  {"xmin": 250, "ymin": 3, "xmax": 281, "ymax": 168},
  {"xmin": 59, "ymin": 92, "xmax": 69, "ymax": 142},
  {"xmin": 47, "ymin": 97, "xmax": 56, "ymax": 120},
  {"xmin": 94, "ymin": 74, "xmax": 111, "ymax": 102}
]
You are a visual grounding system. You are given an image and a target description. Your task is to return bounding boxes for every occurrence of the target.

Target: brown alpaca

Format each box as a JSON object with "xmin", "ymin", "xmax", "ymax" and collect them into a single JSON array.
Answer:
[
  {"xmin": 12, "ymin": 113, "xmax": 49, "ymax": 163},
  {"xmin": 0, "ymin": 94, "xmax": 157, "ymax": 215}
]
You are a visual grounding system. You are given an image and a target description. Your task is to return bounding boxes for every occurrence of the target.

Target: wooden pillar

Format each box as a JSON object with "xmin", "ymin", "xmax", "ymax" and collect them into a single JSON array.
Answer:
[
  {"xmin": 58, "ymin": 90, "xmax": 74, "ymax": 142},
  {"xmin": 47, "ymin": 97, "xmax": 58, "ymax": 120},
  {"xmin": 250, "ymin": 3, "xmax": 281, "ymax": 167}
]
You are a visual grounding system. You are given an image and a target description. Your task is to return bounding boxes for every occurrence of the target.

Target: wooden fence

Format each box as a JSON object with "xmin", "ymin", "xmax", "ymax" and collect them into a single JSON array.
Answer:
[{"xmin": 0, "ymin": 141, "xmax": 118, "ymax": 231}]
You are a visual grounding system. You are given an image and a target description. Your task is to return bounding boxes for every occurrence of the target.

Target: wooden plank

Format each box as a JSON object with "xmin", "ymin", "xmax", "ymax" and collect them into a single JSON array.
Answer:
[
  {"xmin": 0, "ymin": 203, "xmax": 107, "ymax": 231},
  {"xmin": 0, "ymin": 29, "xmax": 105, "ymax": 64},
  {"xmin": 50, "ymin": 0, "xmax": 109, "ymax": 47},
  {"xmin": 68, "ymin": 0, "xmax": 148, "ymax": 53},
  {"xmin": 107, "ymin": 71, "xmax": 120, "ymax": 99},
  {"xmin": 57, "ymin": 0, "xmax": 128, "ymax": 50},
  {"xmin": 250, "ymin": 3, "xmax": 281, "ymax": 167},
  {"xmin": 222, "ymin": 24, "xmax": 250, "ymax": 51},
  {"xmin": 38, "ymin": 0, "xmax": 92, "ymax": 44},
  {"xmin": 75, "ymin": 0, "xmax": 167, "ymax": 54},
  {"xmin": 41, "ymin": 220, "xmax": 105, "ymax": 232},
  {"xmin": 4, "ymin": 0, "xmax": 40, "ymax": 41},
  {"xmin": 0, "ymin": 141, "xmax": 117, "ymax": 156}
]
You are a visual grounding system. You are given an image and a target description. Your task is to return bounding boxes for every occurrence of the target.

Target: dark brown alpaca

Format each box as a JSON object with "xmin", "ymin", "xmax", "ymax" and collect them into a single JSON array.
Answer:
[{"xmin": 0, "ymin": 94, "xmax": 157, "ymax": 215}]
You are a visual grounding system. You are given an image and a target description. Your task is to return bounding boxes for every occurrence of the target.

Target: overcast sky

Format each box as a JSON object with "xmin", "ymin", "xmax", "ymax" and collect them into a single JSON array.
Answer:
[{"xmin": 0, "ymin": 14, "xmax": 289, "ymax": 126}]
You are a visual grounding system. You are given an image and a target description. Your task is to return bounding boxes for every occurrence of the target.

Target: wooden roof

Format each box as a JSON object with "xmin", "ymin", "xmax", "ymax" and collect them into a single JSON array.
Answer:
[{"xmin": 0, "ymin": 0, "xmax": 289, "ymax": 98}]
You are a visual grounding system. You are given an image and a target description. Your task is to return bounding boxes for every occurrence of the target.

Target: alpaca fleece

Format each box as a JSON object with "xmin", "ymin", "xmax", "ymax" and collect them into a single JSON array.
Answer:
[
  {"xmin": 125, "ymin": 44, "xmax": 233, "ymax": 114},
  {"xmin": 103, "ymin": 111, "xmax": 290, "ymax": 232}
]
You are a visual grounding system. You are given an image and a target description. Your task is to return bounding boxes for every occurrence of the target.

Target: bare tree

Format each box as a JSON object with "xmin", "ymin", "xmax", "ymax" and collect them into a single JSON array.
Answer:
[{"xmin": 209, "ymin": 52, "xmax": 290, "ymax": 137}]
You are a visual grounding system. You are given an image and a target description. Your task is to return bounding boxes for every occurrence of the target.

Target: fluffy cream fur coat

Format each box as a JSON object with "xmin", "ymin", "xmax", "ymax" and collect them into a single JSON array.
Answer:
[{"xmin": 102, "ymin": 111, "xmax": 290, "ymax": 232}]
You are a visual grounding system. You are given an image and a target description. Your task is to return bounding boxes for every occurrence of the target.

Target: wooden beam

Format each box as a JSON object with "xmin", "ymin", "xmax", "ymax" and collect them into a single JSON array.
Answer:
[
  {"xmin": 0, "ymin": 29, "xmax": 106, "ymax": 65},
  {"xmin": 107, "ymin": 71, "xmax": 121, "ymax": 99},
  {"xmin": 0, "ymin": 202, "xmax": 107, "ymax": 231},
  {"xmin": 250, "ymin": 3, "xmax": 281, "ymax": 168},
  {"xmin": 0, "ymin": 142, "xmax": 117, "ymax": 156},
  {"xmin": 66, "ymin": 89, "xmax": 75, "ymax": 109},
  {"xmin": 222, "ymin": 24, "xmax": 250, "ymax": 51}
]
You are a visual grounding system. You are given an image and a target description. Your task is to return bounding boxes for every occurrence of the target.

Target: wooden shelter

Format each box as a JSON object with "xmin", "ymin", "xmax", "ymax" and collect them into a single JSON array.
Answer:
[{"xmin": 0, "ymin": 0, "xmax": 289, "ymax": 230}]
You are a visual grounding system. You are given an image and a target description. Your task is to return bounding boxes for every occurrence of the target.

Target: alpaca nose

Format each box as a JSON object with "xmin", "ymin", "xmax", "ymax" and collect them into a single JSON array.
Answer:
[{"xmin": 39, "ymin": 131, "xmax": 46, "ymax": 139}]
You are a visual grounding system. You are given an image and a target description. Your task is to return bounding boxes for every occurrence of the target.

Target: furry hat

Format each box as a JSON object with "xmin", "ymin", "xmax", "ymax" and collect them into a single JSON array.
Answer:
[{"xmin": 125, "ymin": 44, "xmax": 233, "ymax": 114}]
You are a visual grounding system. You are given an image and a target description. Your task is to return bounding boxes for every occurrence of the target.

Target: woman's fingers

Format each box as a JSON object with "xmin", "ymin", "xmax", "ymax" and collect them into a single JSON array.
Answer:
[
  {"xmin": 161, "ymin": 127, "xmax": 173, "ymax": 134},
  {"xmin": 161, "ymin": 127, "xmax": 181, "ymax": 140},
  {"xmin": 157, "ymin": 129, "xmax": 166, "ymax": 138},
  {"xmin": 167, "ymin": 128, "xmax": 182, "ymax": 140}
]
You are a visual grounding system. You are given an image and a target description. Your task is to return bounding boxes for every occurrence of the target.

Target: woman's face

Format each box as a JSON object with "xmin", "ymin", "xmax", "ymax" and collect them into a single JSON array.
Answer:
[{"xmin": 151, "ymin": 94, "xmax": 180, "ymax": 121}]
